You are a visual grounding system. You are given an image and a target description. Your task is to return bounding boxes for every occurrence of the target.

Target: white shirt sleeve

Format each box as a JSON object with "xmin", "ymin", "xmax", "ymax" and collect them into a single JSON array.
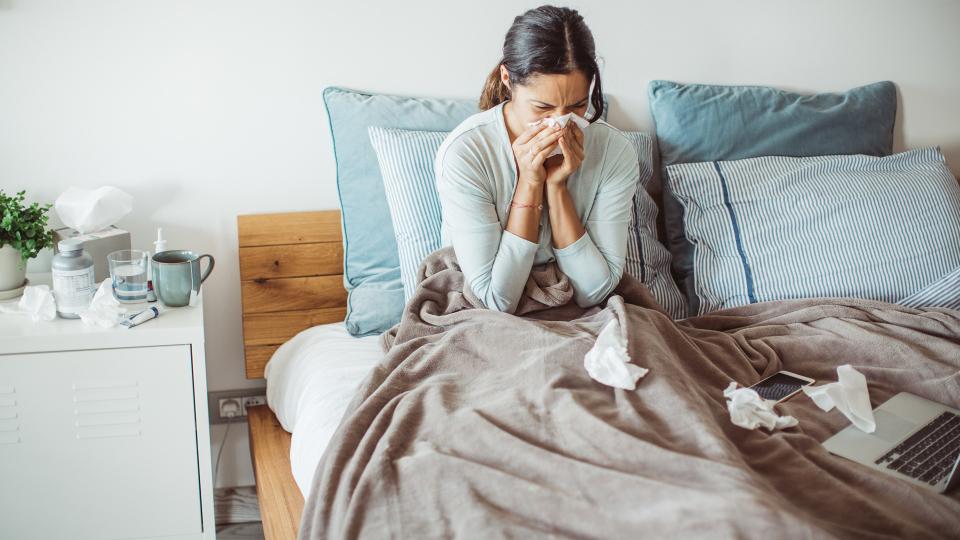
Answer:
[
  {"xmin": 436, "ymin": 141, "xmax": 539, "ymax": 314},
  {"xmin": 553, "ymin": 136, "xmax": 640, "ymax": 308}
]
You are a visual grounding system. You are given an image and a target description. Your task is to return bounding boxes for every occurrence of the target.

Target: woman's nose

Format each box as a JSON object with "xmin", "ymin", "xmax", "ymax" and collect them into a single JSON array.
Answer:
[{"xmin": 539, "ymin": 107, "xmax": 571, "ymax": 119}]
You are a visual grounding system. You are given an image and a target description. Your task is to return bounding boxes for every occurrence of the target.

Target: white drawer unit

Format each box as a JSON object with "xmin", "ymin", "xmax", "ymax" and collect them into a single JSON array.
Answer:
[{"xmin": 0, "ymin": 274, "xmax": 215, "ymax": 540}]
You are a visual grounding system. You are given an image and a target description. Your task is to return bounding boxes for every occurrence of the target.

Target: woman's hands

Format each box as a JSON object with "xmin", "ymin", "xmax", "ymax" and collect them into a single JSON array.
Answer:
[
  {"xmin": 511, "ymin": 119, "xmax": 585, "ymax": 188},
  {"xmin": 507, "ymin": 117, "xmax": 588, "ymax": 249},
  {"xmin": 544, "ymin": 123, "xmax": 584, "ymax": 187},
  {"xmin": 511, "ymin": 121, "xmax": 563, "ymax": 187}
]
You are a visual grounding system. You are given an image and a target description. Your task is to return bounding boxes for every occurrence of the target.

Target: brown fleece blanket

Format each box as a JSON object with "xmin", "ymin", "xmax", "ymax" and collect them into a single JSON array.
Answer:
[{"xmin": 299, "ymin": 247, "xmax": 960, "ymax": 539}]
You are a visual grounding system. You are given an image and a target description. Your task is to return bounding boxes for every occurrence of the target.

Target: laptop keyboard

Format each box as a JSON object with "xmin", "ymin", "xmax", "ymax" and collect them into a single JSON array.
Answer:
[{"xmin": 874, "ymin": 411, "xmax": 960, "ymax": 485}]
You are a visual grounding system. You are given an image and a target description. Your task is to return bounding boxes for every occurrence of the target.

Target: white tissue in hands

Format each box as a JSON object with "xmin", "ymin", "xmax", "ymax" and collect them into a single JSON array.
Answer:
[
  {"xmin": 79, "ymin": 279, "xmax": 126, "ymax": 327},
  {"xmin": 801, "ymin": 364, "xmax": 876, "ymax": 433},
  {"xmin": 54, "ymin": 186, "xmax": 133, "ymax": 234},
  {"xmin": 584, "ymin": 318, "xmax": 648, "ymax": 390},
  {"xmin": 723, "ymin": 382, "xmax": 799, "ymax": 431},
  {"xmin": 539, "ymin": 112, "xmax": 590, "ymax": 130},
  {"xmin": 0, "ymin": 285, "xmax": 56, "ymax": 321},
  {"xmin": 529, "ymin": 113, "xmax": 590, "ymax": 158}
]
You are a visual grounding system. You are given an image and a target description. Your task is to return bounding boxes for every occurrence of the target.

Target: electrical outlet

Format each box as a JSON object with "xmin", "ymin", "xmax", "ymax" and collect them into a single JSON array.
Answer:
[
  {"xmin": 218, "ymin": 398, "xmax": 243, "ymax": 419},
  {"xmin": 208, "ymin": 388, "xmax": 267, "ymax": 424},
  {"xmin": 241, "ymin": 395, "xmax": 267, "ymax": 415}
]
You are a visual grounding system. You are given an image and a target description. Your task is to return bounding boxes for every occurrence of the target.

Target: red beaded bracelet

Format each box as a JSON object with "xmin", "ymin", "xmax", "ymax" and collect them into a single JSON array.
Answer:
[{"xmin": 510, "ymin": 201, "xmax": 543, "ymax": 210}]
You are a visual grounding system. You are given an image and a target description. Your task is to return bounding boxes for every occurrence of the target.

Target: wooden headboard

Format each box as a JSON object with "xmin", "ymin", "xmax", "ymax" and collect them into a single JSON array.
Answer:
[{"xmin": 238, "ymin": 210, "xmax": 347, "ymax": 379}]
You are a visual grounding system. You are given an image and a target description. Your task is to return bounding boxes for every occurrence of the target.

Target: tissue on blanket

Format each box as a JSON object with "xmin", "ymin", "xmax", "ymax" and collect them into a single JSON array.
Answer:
[
  {"xmin": 529, "ymin": 113, "xmax": 590, "ymax": 157},
  {"xmin": 0, "ymin": 285, "xmax": 56, "ymax": 321},
  {"xmin": 584, "ymin": 318, "xmax": 648, "ymax": 390},
  {"xmin": 79, "ymin": 279, "xmax": 126, "ymax": 327},
  {"xmin": 801, "ymin": 364, "xmax": 876, "ymax": 433},
  {"xmin": 723, "ymin": 382, "xmax": 799, "ymax": 431}
]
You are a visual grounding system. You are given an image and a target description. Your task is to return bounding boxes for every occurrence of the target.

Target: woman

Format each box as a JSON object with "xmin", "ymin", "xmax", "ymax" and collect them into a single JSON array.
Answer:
[{"xmin": 435, "ymin": 5, "xmax": 639, "ymax": 314}]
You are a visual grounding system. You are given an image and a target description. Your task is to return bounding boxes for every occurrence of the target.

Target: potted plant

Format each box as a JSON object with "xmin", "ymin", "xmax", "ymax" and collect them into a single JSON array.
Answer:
[{"xmin": 0, "ymin": 190, "xmax": 56, "ymax": 292}]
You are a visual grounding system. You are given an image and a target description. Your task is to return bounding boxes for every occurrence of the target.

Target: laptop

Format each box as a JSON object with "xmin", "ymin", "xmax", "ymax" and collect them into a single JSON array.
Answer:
[{"xmin": 823, "ymin": 392, "xmax": 960, "ymax": 493}]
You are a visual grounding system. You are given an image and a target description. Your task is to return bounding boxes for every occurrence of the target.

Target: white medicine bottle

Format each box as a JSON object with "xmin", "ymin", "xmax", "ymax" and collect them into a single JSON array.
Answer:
[{"xmin": 51, "ymin": 238, "xmax": 96, "ymax": 319}]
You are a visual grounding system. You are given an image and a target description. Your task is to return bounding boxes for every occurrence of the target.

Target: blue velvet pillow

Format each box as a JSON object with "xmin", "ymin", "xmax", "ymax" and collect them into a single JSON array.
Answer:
[
  {"xmin": 648, "ymin": 80, "xmax": 897, "ymax": 314},
  {"xmin": 322, "ymin": 87, "xmax": 477, "ymax": 336}
]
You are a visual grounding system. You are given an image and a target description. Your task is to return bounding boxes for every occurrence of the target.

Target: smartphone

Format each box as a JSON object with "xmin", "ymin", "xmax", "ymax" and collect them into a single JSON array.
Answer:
[{"xmin": 749, "ymin": 370, "xmax": 815, "ymax": 403}]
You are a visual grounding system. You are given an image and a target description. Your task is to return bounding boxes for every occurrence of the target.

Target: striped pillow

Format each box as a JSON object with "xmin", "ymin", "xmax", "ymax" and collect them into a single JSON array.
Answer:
[
  {"xmin": 622, "ymin": 132, "xmax": 687, "ymax": 319},
  {"xmin": 898, "ymin": 266, "xmax": 960, "ymax": 310},
  {"xmin": 369, "ymin": 126, "xmax": 686, "ymax": 318},
  {"xmin": 666, "ymin": 147, "xmax": 960, "ymax": 315},
  {"xmin": 368, "ymin": 127, "xmax": 448, "ymax": 300}
]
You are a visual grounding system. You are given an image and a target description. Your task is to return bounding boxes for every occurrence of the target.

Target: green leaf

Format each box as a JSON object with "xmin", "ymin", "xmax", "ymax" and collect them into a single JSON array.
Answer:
[{"xmin": 0, "ymin": 188, "xmax": 56, "ymax": 261}]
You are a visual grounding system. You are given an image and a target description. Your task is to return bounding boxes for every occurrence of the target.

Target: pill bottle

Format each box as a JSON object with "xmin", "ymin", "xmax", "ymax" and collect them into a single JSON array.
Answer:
[{"xmin": 51, "ymin": 238, "xmax": 96, "ymax": 319}]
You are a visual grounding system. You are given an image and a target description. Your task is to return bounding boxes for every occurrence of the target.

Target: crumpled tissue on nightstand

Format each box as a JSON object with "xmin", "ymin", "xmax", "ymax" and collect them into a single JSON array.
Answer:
[
  {"xmin": 584, "ymin": 318, "xmax": 648, "ymax": 390},
  {"xmin": 529, "ymin": 112, "xmax": 590, "ymax": 157},
  {"xmin": 0, "ymin": 285, "xmax": 56, "ymax": 321},
  {"xmin": 801, "ymin": 364, "xmax": 876, "ymax": 433},
  {"xmin": 79, "ymin": 279, "xmax": 126, "ymax": 327},
  {"xmin": 723, "ymin": 382, "xmax": 799, "ymax": 431}
]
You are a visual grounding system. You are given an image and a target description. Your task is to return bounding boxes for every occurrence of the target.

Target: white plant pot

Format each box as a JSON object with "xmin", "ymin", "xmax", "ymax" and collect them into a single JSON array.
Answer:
[{"xmin": 0, "ymin": 244, "xmax": 28, "ymax": 291}]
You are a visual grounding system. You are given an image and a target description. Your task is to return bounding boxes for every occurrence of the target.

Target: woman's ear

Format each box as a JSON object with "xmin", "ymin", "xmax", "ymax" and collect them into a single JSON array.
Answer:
[{"xmin": 499, "ymin": 65, "xmax": 511, "ymax": 92}]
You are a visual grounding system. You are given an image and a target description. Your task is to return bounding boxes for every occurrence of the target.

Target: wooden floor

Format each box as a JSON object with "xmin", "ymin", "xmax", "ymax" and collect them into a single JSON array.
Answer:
[
  {"xmin": 216, "ymin": 485, "xmax": 262, "ymax": 524},
  {"xmin": 217, "ymin": 521, "xmax": 264, "ymax": 540},
  {"xmin": 247, "ymin": 405, "xmax": 303, "ymax": 540}
]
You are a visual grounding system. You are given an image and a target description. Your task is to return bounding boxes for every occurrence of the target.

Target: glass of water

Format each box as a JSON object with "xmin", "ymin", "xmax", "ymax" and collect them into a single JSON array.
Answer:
[{"xmin": 108, "ymin": 250, "xmax": 149, "ymax": 303}]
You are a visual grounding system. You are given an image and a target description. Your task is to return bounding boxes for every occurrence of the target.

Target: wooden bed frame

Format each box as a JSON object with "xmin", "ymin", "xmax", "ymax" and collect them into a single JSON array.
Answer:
[{"xmin": 238, "ymin": 210, "xmax": 347, "ymax": 540}]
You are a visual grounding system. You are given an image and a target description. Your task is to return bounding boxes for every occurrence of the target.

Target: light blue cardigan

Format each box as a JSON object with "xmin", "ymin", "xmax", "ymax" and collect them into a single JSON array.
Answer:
[{"xmin": 435, "ymin": 101, "xmax": 640, "ymax": 313}]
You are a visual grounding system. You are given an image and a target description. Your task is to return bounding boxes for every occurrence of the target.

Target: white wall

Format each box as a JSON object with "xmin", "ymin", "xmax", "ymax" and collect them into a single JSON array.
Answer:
[{"xmin": 2, "ymin": 0, "xmax": 958, "ymax": 488}]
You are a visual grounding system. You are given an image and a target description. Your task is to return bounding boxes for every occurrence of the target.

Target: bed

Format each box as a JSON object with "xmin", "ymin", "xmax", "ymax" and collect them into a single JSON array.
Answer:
[
  {"xmin": 243, "ymin": 83, "xmax": 960, "ymax": 539},
  {"xmin": 241, "ymin": 211, "xmax": 960, "ymax": 540},
  {"xmin": 240, "ymin": 210, "xmax": 352, "ymax": 540}
]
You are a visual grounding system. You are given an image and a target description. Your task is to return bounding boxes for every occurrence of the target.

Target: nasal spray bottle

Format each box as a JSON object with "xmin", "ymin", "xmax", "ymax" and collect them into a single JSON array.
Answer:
[
  {"xmin": 146, "ymin": 228, "xmax": 166, "ymax": 303},
  {"xmin": 120, "ymin": 227, "xmax": 167, "ymax": 328},
  {"xmin": 128, "ymin": 228, "xmax": 167, "ymax": 328}
]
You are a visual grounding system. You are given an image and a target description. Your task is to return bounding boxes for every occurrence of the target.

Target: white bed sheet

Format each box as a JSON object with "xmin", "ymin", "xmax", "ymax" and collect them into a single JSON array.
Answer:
[{"xmin": 264, "ymin": 322, "xmax": 384, "ymax": 498}]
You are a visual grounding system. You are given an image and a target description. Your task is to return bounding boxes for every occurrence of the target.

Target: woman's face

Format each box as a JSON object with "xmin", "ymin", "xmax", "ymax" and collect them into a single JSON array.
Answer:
[{"xmin": 500, "ymin": 67, "xmax": 591, "ymax": 126}]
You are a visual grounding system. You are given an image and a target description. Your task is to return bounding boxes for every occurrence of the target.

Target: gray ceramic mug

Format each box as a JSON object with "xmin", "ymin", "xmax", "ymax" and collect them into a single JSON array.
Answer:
[{"xmin": 152, "ymin": 250, "xmax": 214, "ymax": 307}]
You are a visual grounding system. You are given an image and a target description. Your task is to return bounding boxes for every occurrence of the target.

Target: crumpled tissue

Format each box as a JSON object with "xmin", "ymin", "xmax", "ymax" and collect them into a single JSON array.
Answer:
[
  {"xmin": 79, "ymin": 279, "xmax": 126, "ymax": 327},
  {"xmin": 0, "ymin": 285, "xmax": 57, "ymax": 321},
  {"xmin": 801, "ymin": 364, "xmax": 876, "ymax": 433},
  {"xmin": 529, "ymin": 113, "xmax": 590, "ymax": 157},
  {"xmin": 55, "ymin": 186, "xmax": 133, "ymax": 234},
  {"xmin": 584, "ymin": 318, "xmax": 648, "ymax": 390},
  {"xmin": 723, "ymin": 382, "xmax": 799, "ymax": 431}
]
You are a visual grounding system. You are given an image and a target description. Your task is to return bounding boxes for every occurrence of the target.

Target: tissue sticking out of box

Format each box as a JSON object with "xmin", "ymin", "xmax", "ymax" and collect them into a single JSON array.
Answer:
[
  {"xmin": 55, "ymin": 186, "xmax": 133, "ymax": 234},
  {"xmin": 584, "ymin": 318, "xmax": 648, "ymax": 390}
]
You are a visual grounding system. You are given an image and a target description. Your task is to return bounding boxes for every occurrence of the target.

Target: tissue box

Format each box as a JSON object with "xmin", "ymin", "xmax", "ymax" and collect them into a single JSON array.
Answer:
[{"xmin": 54, "ymin": 226, "xmax": 131, "ymax": 282}]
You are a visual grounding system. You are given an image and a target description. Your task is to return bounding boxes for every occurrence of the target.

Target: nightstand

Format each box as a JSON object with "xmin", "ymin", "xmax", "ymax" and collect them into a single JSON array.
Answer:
[{"xmin": 0, "ymin": 273, "xmax": 216, "ymax": 540}]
